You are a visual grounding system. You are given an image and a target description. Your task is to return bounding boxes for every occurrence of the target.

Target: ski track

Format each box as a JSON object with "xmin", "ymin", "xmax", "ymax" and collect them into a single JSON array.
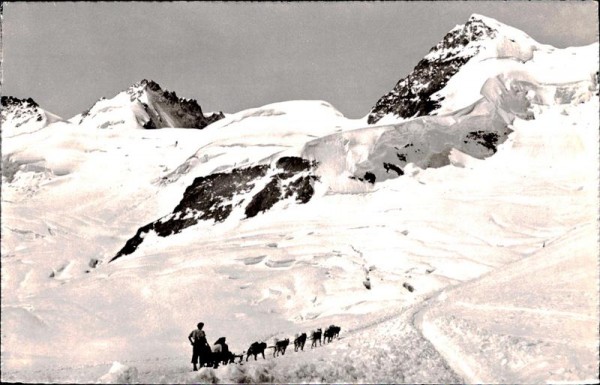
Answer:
[{"xmin": 1, "ymin": 298, "xmax": 463, "ymax": 383}]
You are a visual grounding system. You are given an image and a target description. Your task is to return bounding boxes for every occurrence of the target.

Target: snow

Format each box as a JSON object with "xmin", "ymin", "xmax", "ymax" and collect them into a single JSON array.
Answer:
[
  {"xmin": 431, "ymin": 41, "xmax": 598, "ymax": 115},
  {"xmin": 1, "ymin": 103, "xmax": 64, "ymax": 138},
  {"xmin": 415, "ymin": 97, "xmax": 599, "ymax": 384},
  {"xmin": 77, "ymin": 91, "xmax": 144, "ymax": 129},
  {"xmin": 97, "ymin": 362, "xmax": 139, "ymax": 384},
  {"xmin": 377, "ymin": 14, "xmax": 595, "ymax": 125},
  {"xmin": 1, "ymin": 17, "xmax": 599, "ymax": 384},
  {"xmin": 418, "ymin": 222, "xmax": 599, "ymax": 384}
]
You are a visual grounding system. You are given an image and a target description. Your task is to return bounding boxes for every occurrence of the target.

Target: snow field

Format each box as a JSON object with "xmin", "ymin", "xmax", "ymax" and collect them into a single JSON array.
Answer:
[
  {"xmin": 414, "ymin": 95, "xmax": 599, "ymax": 384},
  {"xmin": 1, "ymin": 27, "xmax": 599, "ymax": 383}
]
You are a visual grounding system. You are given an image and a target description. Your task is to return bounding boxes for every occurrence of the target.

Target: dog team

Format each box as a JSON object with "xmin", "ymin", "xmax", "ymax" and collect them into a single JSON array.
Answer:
[{"xmin": 188, "ymin": 322, "xmax": 342, "ymax": 371}]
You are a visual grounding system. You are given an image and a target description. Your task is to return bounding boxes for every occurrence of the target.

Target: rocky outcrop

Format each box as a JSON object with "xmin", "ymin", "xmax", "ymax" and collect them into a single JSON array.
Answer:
[
  {"xmin": 79, "ymin": 79, "xmax": 225, "ymax": 129},
  {"xmin": 1, "ymin": 96, "xmax": 65, "ymax": 137},
  {"xmin": 1, "ymin": 96, "xmax": 39, "ymax": 109},
  {"xmin": 305, "ymin": 73, "xmax": 533, "ymax": 187},
  {"xmin": 111, "ymin": 157, "xmax": 319, "ymax": 261},
  {"xmin": 367, "ymin": 16, "xmax": 498, "ymax": 124},
  {"xmin": 1, "ymin": 96, "xmax": 43, "ymax": 128}
]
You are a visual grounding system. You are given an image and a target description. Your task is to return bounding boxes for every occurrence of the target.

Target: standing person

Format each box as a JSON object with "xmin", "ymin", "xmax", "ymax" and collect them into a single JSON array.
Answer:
[{"xmin": 188, "ymin": 322, "xmax": 208, "ymax": 371}]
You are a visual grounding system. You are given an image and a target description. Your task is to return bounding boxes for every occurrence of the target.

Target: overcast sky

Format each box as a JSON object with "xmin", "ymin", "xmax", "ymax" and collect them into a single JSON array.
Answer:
[{"xmin": 2, "ymin": 1, "xmax": 598, "ymax": 119}]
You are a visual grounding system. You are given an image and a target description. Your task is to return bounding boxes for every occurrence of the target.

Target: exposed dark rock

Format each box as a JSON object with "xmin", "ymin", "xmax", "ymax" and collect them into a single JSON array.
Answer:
[
  {"xmin": 79, "ymin": 106, "xmax": 94, "ymax": 124},
  {"xmin": 1, "ymin": 96, "xmax": 39, "ymax": 108},
  {"xmin": 142, "ymin": 119, "xmax": 157, "ymax": 130},
  {"xmin": 363, "ymin": 172, "xmax": 376, "ymax": 184},
  {"xmin": 113, "ymin": 222, "xmax": 155, "ymax": 260},
  {"xmin": 368, "ymin": 16, "xmax": 497, "ymax": 124},
  {"xmin": 111, "ymin": 157, "xmax": 319, "ymax": 262},
  {"xmin": 383, "ymin": 162, "xmax": 404, "ymax": 176},
  {"xmin": 1, "ymin": 96, "xmax": 50, "ymax": 130},
  {"xmin": 173, "ymin": 165, "xmax": 269, "ymax": 215},
  {"xmin": 466, "ymin": 130, "xmax": 500, "ymax": 152},
  {"xmin": 245, "ymin": 177, "xmax": 282, "ymax": 218},
  {"xmin": 353, "ymin": 75, "xmax": 525, "ymax": 184},
  {"xmin": 284, "ymin": 175, "xmax": 319, "ymax": 203},
  {"xmin": 350, "ymin": 172, "xmax": 377, "ymax": 185},
  {"xmin": 78, "ymin": 79, "xmax": 225, "ymax": 129},
  {"xmin": 129, "ymin": 79, "xmax": 225, "ymax": 130},
  {"xmin": 276, "ymin": 156, "xmax": 315, "ymax": 175},
  {"xmin": 403, "ymin": 282, "xmax": 415, "ymax": 292},
  {"xmin": 204, "ymin": 111, "xmax": 226, "ymax": 126}
]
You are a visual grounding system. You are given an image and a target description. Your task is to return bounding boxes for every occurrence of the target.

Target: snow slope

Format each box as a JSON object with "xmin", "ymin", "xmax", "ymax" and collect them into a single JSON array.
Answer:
[
  {"xmin": 416, "ymin": 98, "xmax": 600, "ymax": 384},
  {"xmin": 1, "ymin": 15, "xmax": 598, "ymax": 384}
]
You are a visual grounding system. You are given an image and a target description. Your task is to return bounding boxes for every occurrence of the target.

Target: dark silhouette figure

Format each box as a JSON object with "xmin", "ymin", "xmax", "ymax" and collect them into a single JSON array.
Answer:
[
  {"xmin": 294, "ymin": 333, "xmax": 307, "ymax": 351},
  {"xmin": 273, "ymin": 338, "xmax": 290, "ymax": 357},
  {"xmin": 223, "ymin": 351, "xmax": 244, "ymax": 364},
  {"xmin": 210, "ymin": 337, "xmax": 229, "ymax": 368},
  {"xmin": 323, "ymin": 325, "xmax": 341, "ymax": 343},
  {"xmin": 246, "ymin": 341, "xmax": 267, "ymax": 361},
  {"xmin": 188, "ymin": 322, "xmax": 209, "ymax": 371},
  {"xmin": 310, "ymin": 328, "xmax": 322, "ymax": 348},
  {"xmin": 332, "ymin": 325, "xmax": 341, "ymax": 339}
]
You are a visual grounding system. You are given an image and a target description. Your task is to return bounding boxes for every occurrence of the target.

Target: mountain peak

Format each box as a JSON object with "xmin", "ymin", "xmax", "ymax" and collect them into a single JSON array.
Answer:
[
  {"xmin": 466, "ymin": 13, "xmax": 540, "ymax": 48},
  {"xmin": 78, "ymin": 79, "xmax": 225, "ymax": 130},
  {"xmin": 1, "ymin": 97, "xmax": 43, "ymax": 130},
  {"xmin": 467, "ymin": 13, "xmax": 510, "ymax": 30},
  {"xmin": 367, "ymin": 14, "xmax": 538, "ymax": 124},
  {"xmin": 1, "ymin": 96, "xmax": 64, "ymax": 137},
  {"xmin": 468, "ymin": 13, "xmax": 499, "ymax": 24},
  {"xmin": 127, "ymin": 78, "xmax": 162, "ymax": 94},
  {"xmin": 424, "ymin": 14, "xmax": 498, "ymax": 59},
  {"xmin": 126, "ymin": 79, "xmax": 166, "ymax": 102},
  {"xmin": 1, "ymin": 96, "xmax": 39, "ymax": 109}
]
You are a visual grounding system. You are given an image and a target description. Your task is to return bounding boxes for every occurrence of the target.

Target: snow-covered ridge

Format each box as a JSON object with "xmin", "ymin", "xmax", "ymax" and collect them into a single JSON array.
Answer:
[
  {"xmin": 367, "ymin": 14, "xmax": 543, "ymax": 124},
  {"xmin": 107, "ymin": 26, "xmax": 598, "ymax": 262},
  {"xmin": 76, "ymin": 79, "xmax": 225, "ymax": 130},
  {"xmin": 304, "ymin": 76, "xmax": 532, "ymax": 187},
  {"xmin": 1, "ymin": 96, "xmax": 65, "ymax": 138}
]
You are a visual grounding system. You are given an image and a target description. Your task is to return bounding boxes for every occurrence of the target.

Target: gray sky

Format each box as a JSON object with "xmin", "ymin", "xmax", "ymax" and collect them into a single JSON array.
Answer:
[{"xmin": 2, "ymin": 1, "xmax": 598, "ymax": 119}]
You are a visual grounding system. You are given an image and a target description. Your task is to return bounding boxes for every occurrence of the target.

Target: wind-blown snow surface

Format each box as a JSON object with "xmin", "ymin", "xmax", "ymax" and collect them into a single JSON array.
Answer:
[{"xmin": 2, "ymin": 29, "xmax": 599, "ymax": 385}]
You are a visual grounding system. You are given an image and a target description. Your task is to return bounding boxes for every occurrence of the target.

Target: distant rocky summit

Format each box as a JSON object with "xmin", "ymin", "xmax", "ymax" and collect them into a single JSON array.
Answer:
[
  {"xmin": 78, "ymin": 79, "xmax": 225, "ymax": 130},
  {"xmin": 367, "ymin": 15, "xmax": 500, "ymax": 124},
  {"xmin": 1, "ymin": 96, "xmax": 43, "ymax": 127},
  {"xmin": 1, "ymin": 96, "xmax": 40, "ymax": 109},
  {"xmin": 1, "ymin": 96, "xmax": 64, "ymax": 137}
]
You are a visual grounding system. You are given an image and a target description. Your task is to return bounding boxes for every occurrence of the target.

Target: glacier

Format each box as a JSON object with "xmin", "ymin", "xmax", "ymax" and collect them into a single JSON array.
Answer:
[{"xmin": 1, "ymin": 14, "xmax": 598, "ymax": 384}]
